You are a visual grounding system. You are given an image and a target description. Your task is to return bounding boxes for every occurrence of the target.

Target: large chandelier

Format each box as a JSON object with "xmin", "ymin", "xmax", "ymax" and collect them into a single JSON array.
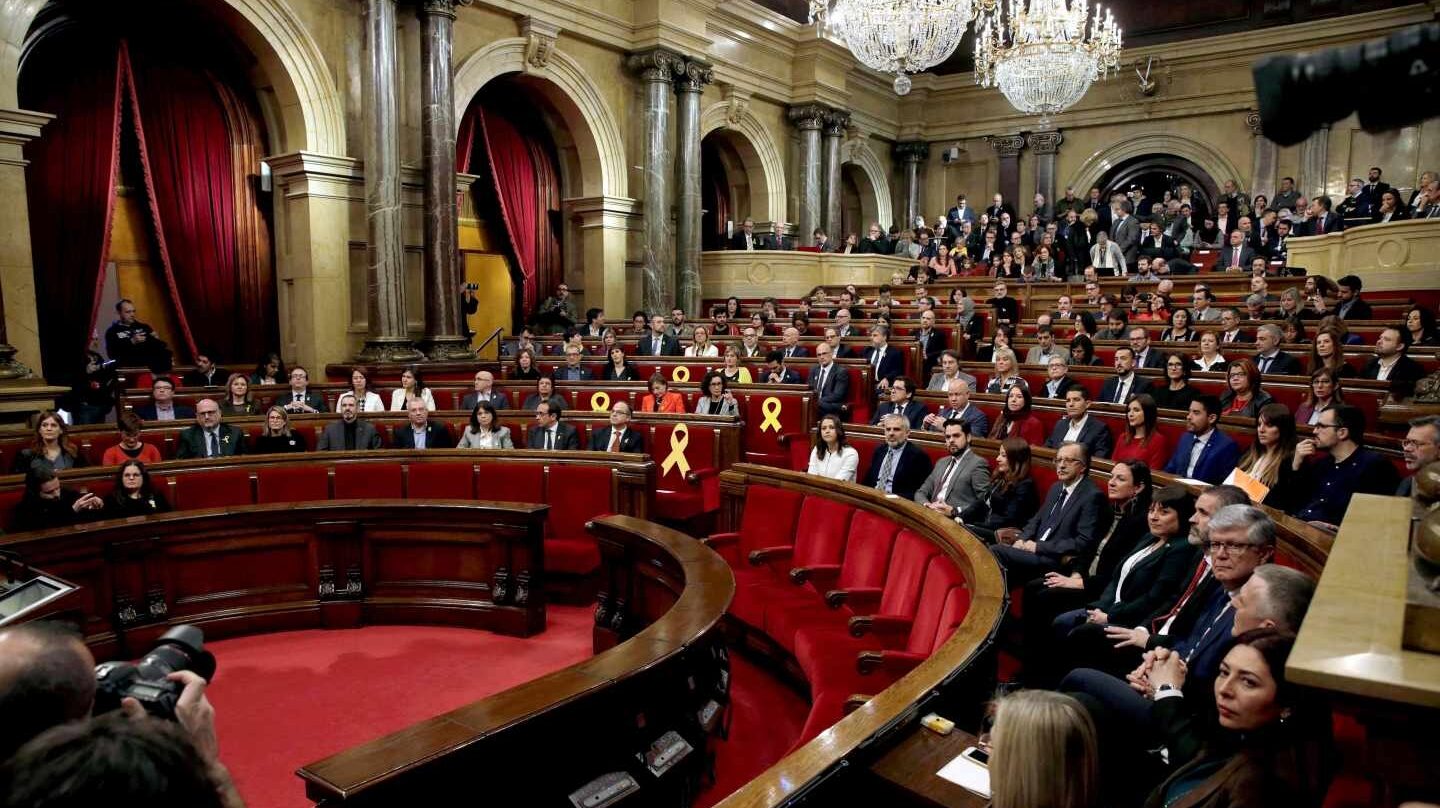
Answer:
[
  {"xmin": 809, "ymin": 0, "xmax": 979, "ymax": 96},
  {"xmin": 974, "ymin": 0, "xmax": 1122, "ymax": 121}
]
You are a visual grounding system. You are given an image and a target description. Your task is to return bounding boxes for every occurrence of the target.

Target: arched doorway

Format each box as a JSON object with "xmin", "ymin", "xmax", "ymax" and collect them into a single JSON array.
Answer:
[
  {"xmin": 20, "ymin": 1, "xmax": 277, "ymax": 384},
  {"xmin": 701, "ymin": 130, "xmax": 757, "ymax": 249},
  {"xmin": 1096, "ymin": 154, "xmax": 1219, "ymax": 218},
  {"xmin": 839, "ymin": 163, "xmax": 872, "ymax": 242}
]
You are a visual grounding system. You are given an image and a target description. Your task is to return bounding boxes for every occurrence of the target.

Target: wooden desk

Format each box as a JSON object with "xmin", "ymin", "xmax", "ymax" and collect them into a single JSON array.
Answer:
[{"xmin": 868, "ymin": 725, "xmax": 989, "ymax": 808}]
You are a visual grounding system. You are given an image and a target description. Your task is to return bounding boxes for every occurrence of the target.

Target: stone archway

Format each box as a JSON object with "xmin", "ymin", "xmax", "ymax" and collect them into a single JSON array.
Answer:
[
  {"xmin": 700, "ymin": 103, "xmax": 786, "ymax": 224},
  {"xmin": 1066, "ymin": 132, "xmax": 1246, "ymax": 212},
  {"xmin": 842, "ymin": 138, "xmax": 893, "ymax": 234}
]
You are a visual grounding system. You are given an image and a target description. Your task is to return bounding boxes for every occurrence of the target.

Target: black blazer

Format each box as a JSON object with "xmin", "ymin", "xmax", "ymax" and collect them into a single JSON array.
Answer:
[
  {"xmin": 870, "ymin": 399, "xmax": 928, "ymax": 429},
  {"xmin": 461, "ymin": 391, "xmax": 511, "ymax": 410},
  {"xmin": 863, "ymin": 345, "xmax": 905, "ymax": 387},
  {"xmin": 1099, "ymin": 374, "xmax": 1142, "ymax": 406},
  {"xmin": 1148, "ymin": 381, "xmax": 1199, "ymax": 413},
  {"xmin": 1019, "ymin": 477, "xmax": 1112, "ymax": 561},
  {"xmin": 175, "ymin": 423, "xmax": 247, "ymax": 459},
  {"xmin": 527, "ymin": 423, "xmax": 581, "ymax": 450},
  {"xmin": 1093, "ymin": 535, "xmax": 1202, "ymax": 627},
  {"xmin": 1255, "ymin": 351, "xmax": 1303, "ymax": 376},
  {"xmin": 276, "ymin": 391, "xmax": 326, "ymax": 412},
  {"xmin": 914, "ymin": 330, "xmax": 945, "ymax": 375},
  {"xmin": 809, "ymin": 363, "xmax": 850, "ymax": 416},
  {"xmin": 1044, "ymin": 416, "xmax": 1113, "ymax": 460},
  {"xmin": 636, "ymin": 333, "xmax": 682, "ymax": 356},
  {"xmin": 601, "ymin": 364, "xmax": 640, "ymax": 382},
  {"xmin": 1040, "ymin": 375, "xmax": 1077, "ymax": 399},
  {"xmin": 588, "ymin": 426, "xmax": 644, "ymax": 453},
  {"xmin": 135, "ymin": 404, "xmax": 195, "ymax": 421},
  {"xmin": 972, "ymin": 477, "xmax": 1037, "ymax": 530},
  {"xmin": 392, "ymin": 422, "xmax": 454, "ymax": 450},
  {"xmin": 860, "ymin": 441, "xmax": 933, "ymax": 501},
  {"xmin": 1078, "ymin": 505, "xmax": 1150, "ymax": 598}
]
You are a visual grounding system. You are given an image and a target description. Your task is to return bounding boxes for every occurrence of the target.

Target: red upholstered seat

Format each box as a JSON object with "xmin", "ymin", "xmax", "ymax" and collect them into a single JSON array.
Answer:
[
  {"xmin": 333, "ymin": 463, "xmax": 402, "ymax": 499},
  {"xmin": 544, "ymin": 464, "xmax": 614, "ymax": 576},
  {"xmin": 764, "ymin": 511, "xmax": 900, "ymax": 651},
  {"xmin": 171, "ymin": 469, "xmax": 253, "ymax": 510},
  {"xmin": 0, "ymin": 488, "xmax": 23, "ymax": 531},
  {"xmin": 407, "ymin": 461, "xmax": 475, "ymax": 499},
  {"xmin": 255, "ymin": 466, "xmax": 329, "ymax": 504},
  {"xmin": 651, "ymin": 421, "xmax": 722, "ymax": 521},
  {"xmin": 477, "ymin": 460, "xmax": 543, "ymax": 504},
  {"xmin": 706, "ymin": 484, "xmax": 805, "ymax": 628},
  {"xmin": 789, "ymin": 496, "xmax": 855, "ymax": 571},
  {"xmin": 1031, "ymin": 464, "xmax": 1059, "ymax": 498}
]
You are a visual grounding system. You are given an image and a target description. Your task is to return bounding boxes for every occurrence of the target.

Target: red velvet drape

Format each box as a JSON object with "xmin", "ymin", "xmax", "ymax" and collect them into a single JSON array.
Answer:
[
  {"xmin": 477, "ymin": 108, "xmax": 540, "ymax": 314},
  {"xmin": 20, "ymin": 35, "xmax": 123, "ymax": 382}
]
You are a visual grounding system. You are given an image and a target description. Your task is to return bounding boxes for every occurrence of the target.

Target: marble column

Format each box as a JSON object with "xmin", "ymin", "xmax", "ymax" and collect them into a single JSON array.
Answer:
[
  {"xmin": 1299, "ymin": 123, "xmax": 1331, "ymax": 201},
  {"xmin": 821, "ymin": 110, "xmax": 849, "ymax": 239},
  {"xmin": 894, "ymin": 141, "xmax": 929, "ymax": 229},
  {"xmin": 990, "ymin": 134, "xmax": 1026, "ymax": 213},
  {"xmin": 357, "ymin": 0, "xmax": 420, "ymax": 363},
  {"xmin": 627, "ymin": 49, "xmax": 682, "ymax": 315},
  {"xmin": 1027, "ymin": 131, "xmax": 1063, "ymax": 213},
  {"xmin": 673, "ymin": 59, "xmax": 712, "ymax": 319},
  {"xmin": 417, "ymin": 0, "xmax": 471, "ymax": 360},
  {"xmin": 1246, "ymin": 111, "xmax": 1277, "ymax": 204},
  {"xmin": 789, "ymin": 104, "xmax": 827, "ymax": 244}
]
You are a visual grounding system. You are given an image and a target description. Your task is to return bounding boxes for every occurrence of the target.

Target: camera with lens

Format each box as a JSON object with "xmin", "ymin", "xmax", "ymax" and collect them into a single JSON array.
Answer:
[
  {"xmin": 464, "ymin": 282, "xmax": 479, "ymax": 291},
  {"xmin": 93, "ymin": 625, "xmax": 217, "ymax": 720}
]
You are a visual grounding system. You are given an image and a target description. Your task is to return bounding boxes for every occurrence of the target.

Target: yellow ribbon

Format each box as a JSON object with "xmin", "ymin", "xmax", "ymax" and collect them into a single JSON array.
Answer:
[
  {"xmin": 591, "ymin": 391, "xmax": 610, "ymax": 412},
  {"xmin": 671, "ymin": 366, "xmax": 691, "ymax": 383},
  {"xmin": 660, "ymin": 423, "xmax": 691, "ymax": 477},
  {"xmin": 759, "ymin": 396, "xmax": 783, "ymax": 433}
]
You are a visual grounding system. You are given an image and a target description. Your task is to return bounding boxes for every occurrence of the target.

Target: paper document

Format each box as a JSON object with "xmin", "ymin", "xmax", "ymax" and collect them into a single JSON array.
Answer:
[
  {"xmin": 1222, "ymin": 467, "xmax": 1271, "ymax": 503},
  {"xmin": 936, "ymin": 753, "xmax": 991, "ymax": 798}
]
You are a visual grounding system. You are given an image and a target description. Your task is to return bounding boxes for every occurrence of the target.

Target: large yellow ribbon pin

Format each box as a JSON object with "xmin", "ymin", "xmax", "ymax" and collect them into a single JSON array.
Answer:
[
  {"xmin": 671, "ymin": 366, "xmax": 691, "ymax": 383},
  {"xmin": 591, "ymin": 392, "xmax": 610, "ymax": 412},
  {"xmin": 759, "ymin": 396, "xmax": 783, "ymax": 432},
  {"xmin": 660, "ymin": 423, "xmax": 691, "ymax": 477}
]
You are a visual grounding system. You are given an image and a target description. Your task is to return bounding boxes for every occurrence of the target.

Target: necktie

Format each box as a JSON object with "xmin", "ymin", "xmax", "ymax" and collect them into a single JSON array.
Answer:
[
  {"xmin": 1316, "ymin": 216, "xmax": 1325, "ymax": 234},
  {"xmin": 608, "ymin": 431, "xmax": 620, "ymax": 452},
  {"xmin": 1040, "ymin": 488, "xmax": 1070, "ymax": 541},
  {"xmin": 1153, "ymin": 562, "xmax": 1209, "ymax": 634},
  {"xmin": 933, "ymin": 458, "xmax": 961, "ymax": 504},
  {"xmin": 872, "ymin": 349, "xmax": 883, "ymax": 375},
  {"xmin": 208, "ymin": 430, "xmax": 219, "ymax": 457},
  {"xmin": 1113, "ymin": 378, "xmax": 1126, "ymax": 404},
  {"xmin": 546, "ymin": 430, "xmax": 554, "ymax": 450},
  {"xmin": 876, "ymin": 449, "xmax": 897, "ymax": 493},
  {"xmin": 817, "ymin": 366, "xmax": 828, "ymax": 393},
  {"xmin": 1233, "ymin": 247, "xmax": 1240, "ymax": 266},
  {"xmin": 1259, "ymin": 355, "xmax": 1272, "ymax": 373}
]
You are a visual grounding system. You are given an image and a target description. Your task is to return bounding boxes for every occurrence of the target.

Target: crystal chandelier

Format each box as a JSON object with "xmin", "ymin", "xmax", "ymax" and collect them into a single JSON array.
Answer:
[
  {"xmin": 809, "ymin": 0, "xmax": 978, "ymax": 96},
  {"xmin": 974, "ymin": 0, "xmax": 1122, "ymax": 121}
]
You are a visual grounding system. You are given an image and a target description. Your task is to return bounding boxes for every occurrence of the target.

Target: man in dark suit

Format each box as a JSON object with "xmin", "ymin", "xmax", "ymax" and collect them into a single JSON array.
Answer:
[
  {"xmin": 822, "ymin": 328, "xmax": 852, "ymax": 359},
  {"xmin": 134, "ymin": 376, "xmax": 195, "ymax": 422},
  {"xmin": 275, "ymin": 366, "xmax": 325, "ymax": 414},
  {"xmin": 1217, "ymin": 229, "xmax": 1254, "ymax": 272},
  {"xmin": 987, "ymin": 281, "xmax": 1020, "ymax": 331},
  {"xmin": 588, "ymin": 401, "xmax": 644, "ymax": 453},
  {"xmin": 527, "ymin": 401, "xmax": 580, "ymax": 450},
  {"xmin": 1359, "ymin": 326, "xmax": 1425, "ymax": 398},
  {"xmin": 809, "ymin": 343, "xmax": 849, "ymax": 418},
  {"xmin": 637, "ymin": 314, "xmax": 682, "ymax": 356},
  {"xmin": 992, "ymin": 442, "xmax": 1111, "ymax": 585},
  {"xmin": 1128, "ymin": 328, "xmax": 1165, "ymax": 371},
  {"xmin": 762, "ymin": 350, "xmax": 802, "ymax": 385},
  {"xmin": 1110, "ymin": 199, "xmax": 1139, "ymax": 271},
  {"xmin": 915, "ymin": 419, "xmax": 990, "ymax": 523},
  {"xmin": 946, "ymin": 194, "xmax": 975, "ymax": 226},
  {"xmin": 727, "ymin": 218, "xmax": 758, "ymax": 251},
  {"xmin": 553, "ymin": 346, "xmax": 594, "ymax": 381},
  {"xmin": 180, "ymin": 353, "xmax": 227, "ymax": 388},
  {"xmin": 863, "ymin": 325, "xmax": 905, "ymax": 395},
  {"xmin": 913, "ymin": 309, "xmax": 945, "ymax": 376},
  {"xmin": 1299, "ymin": 196, "xmax": 1343, "ymax": 236},
  {"xmin": 1137, "ymin": 221, "xmax": 1177, "ymax": 263},
  {"xmin": 986, "ymin": 193, "xmax": 1016, "ymax": 222},
  {"xmin": 860, "ymin": 414, "xmax": 933, "ymax": 500},
  {"xmin": 175, "ymin": 398, "xmax": 246, "ymax": 459},
  {"xmin": 1164, "ymin": 396, "xmax": 1241, "ymax": 484},
  {"xmin": 1044, "ymin": 388, "xmax": 1113, "ymax": 459},
  {"xmin": 392, "ymin": 398, "xmax": 453, "ymax": 450},
  {"xmin": 758, "ymin": 220, "xmax": 792, "ymax": 251},
  {"xmin": 1217, "ymin": 309, "xmax": 1252, "ymax": 344},
  {"xmin": 857, "ymin": 223, "xmax": 890, "ymax": 254},
  {"xmin": 778, "ymin": 327, "xmax": 808, "ymax": 359},
  {"xmin": 1099, "ymin": 347, "xmax": 1141, "ymax": 406},
  {"xmin": 1212, "ymin": 200, "xmax": 1236, "ymax": 237},
  {"xmin": 461, "ymin": 370, "xmax": 510, "ymax": 410},
  {"xmin": 1355, "ymin": 167, "xmax": 1391, "ymax": 216},
  {"xmin": 870, "ymin": 377, "xmax": 927, "ymax": 429},
  {"xmin": 1040, "ymin": 356, "xmax": 1076, "ymax": 400},
  {"xmin": 1333, "ymin": 275, "xmax": 1373, "ymax": 320},
  {"xmin": 1252, "ymin": 325, "xmax": 1303, "ymax": 377},
  {"xmin": 318, "ymin": 392, "xmax": 383, "ymax": 450},
  {"xmin": 924, "ymin": 378, "xmax": 990, "ymax": 437}
]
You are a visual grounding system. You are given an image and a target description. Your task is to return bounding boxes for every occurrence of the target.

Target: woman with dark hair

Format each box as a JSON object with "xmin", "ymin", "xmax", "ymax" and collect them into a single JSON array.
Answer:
[
  {"xmin": 1371, "ymin": 188, "xmax": 1408, "ymax": 223},
  {"xmin": 12, "ymin": 462, "xmax": 104, "ymax": 532},
  {"xmin": 102, "ymin": 460, "xmax": 171, "ymax": 519},
  {"xmin": 250, "ymin": 352, "xmax": 285, "ymax": 385},
  {"xmin": 1112, "ymin": 394, "xmax": 1170, "ymax": 469},
  {"xmin": 1220, "ymin": 358, "xmax": 1274, "ymax": 418},
  {"xmin": 1160, "ymin": 308, "xmax": 1197, "ymax": 342},
  {"xmin": 512, "ymin": 348, "xmax": 541, "ymax": 381},
  {"xmin": 1237, "ymin": 403, "xmax": 1301, "ymax": 511},
  {"xmin": 253, "ymin": 406, "xmax": 307, "ymax": 454},
  {"xmin": 978, "ymin": 324, "xmax": 1015, "ymax": 363},
  {"xmin": 1075, "ymin": 310, "xmax": 1099, "ymax": 339},
  {"xmin": 1405, "ymin": 305, "xmax": 1438, "ymax": 346},
  {"xmin": 1308, "ymin": 327, "xmax": 1356, "ymax": 378},
  {"xmin": 807, "ymin": 414, "xmax": 859, "ymax": 482},
  {"xmin": 101, "ymin": 413, "xmax": 163, "ymax": 466},
  {"xmin": 695, "ymin": 371, "xmax": 739, "ymax": 416},
  {"xmin": 11, "ymin": 411, "xmax": 86, "ymax": 474},
  {"xmin": 1143, "ymin": 629, "xmax": 1334, "ymax": 808},
  {"xmin": 457, "ymin": 401, "xmax": 514, "ymax": 449},
  {"xmin": 1148, "ymin": 354, "xmax": 1199, "ymax": 412},
  {"xmin": 1295, "ymin": 367, "xmax": 1344, "ymax": 426},
  {"xmin": 602, "ymin": 346, "xmax": 639, "ymax": 381},
  {"xmin": 966, "ymin": 437, "xmax": 1037, "ymax": 543},
  {"xmin": 988, "ymin": 385, "xmax": 1045, "ymax": 446},
  {"xmin": 522, "ymin": 376, "xmax": 566, "ymax": 412},
  {"xmin": 219, "ymin": 373, "xmax": 258, "ymax": 417},
  {"xmin": 639, "ymin": 374, "xmax": 686, "ymax": 414},
  {"xmin": 390, "ymin": 366, "xmax": 436, "ymax": 411},
  {"xmin": 1280, "ymin": 315, "xmax": 1306, "ymax": 345},
  {"xmin": 725, "ymin": 296, "xmax": 743, "ymax": 320},
  {"xmin": 1069, "ymin": 334, "xmax": 1101, "ymax": 367},
  {"xmin": 343, "ymin": 367, "xmax": 385, "ymax": 412},
  {"xmin": 1024, "ymin": 460, "xmax": 1155, "ymax": 687}
]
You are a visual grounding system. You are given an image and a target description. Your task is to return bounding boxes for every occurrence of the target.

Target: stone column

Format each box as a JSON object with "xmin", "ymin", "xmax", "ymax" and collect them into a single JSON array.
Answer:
[
  {"xmin": 990, "ymin": 134, "xmax": 1026, "ymax": 213},
  {"xmin": 0, "ymin": 108, "xmax": 51, "ymax": 379},
  {"xmin": 673, "ymin": 59, "xmax": 712, "ymax": 319},
  {"xmin": 417, "ymin": 0, "xmax": 471, "ymax": 360},
  {"xmin": 627, "ymin": 49, "xmax": 682, "ymax": 315},
  {"xmin": 1027, "ymin": 131, "xmax": 1063, "ymax": 213},
  {"xmin": 789, "ymin": 104, "xmax": 827, "ymax": 244},
  {"xmin": 357, "ymin": 0, "xmax": 420, "ymax": 362},
  {"xmin": 821, "ymin": 110, "xmax": 849, "ymax": 239},
  {"xmin": 894, "ymin": 141, "xmax": 929, "ymax": 229},
  {"xmin": 1299, "ymin": 123, "xmax": 1331, "ymax": 201},
  {"xmin": 1246, "ymin": 111, "xmax": 1277, "ymax": 204}
]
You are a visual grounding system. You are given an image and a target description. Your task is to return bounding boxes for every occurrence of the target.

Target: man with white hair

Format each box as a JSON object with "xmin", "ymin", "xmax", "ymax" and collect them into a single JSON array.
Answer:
[{"xmin": 860, "ymin": 414, "xmax": 932, "ymax": 499}]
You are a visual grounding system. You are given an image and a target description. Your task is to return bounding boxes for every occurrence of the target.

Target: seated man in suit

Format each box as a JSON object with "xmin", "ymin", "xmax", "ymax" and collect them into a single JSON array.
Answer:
[
  {"xmin": 1360, "ymin": 326, "xmax": 1425, "ymax": 399},
  {"xmin": 860, "ymin": 414, "xmax": 933, "ymax": 500},
  {"xmin": 822, "ymin": 327, "xmax": 852, "ymax": 359},
  {"xmin": 553, "ymin": 345, "xmax": 593, "ymax": 381},
  {"xmin": 1128, "ymin": 327, "xmax": 1165, "ymax": 370},
  {"xmin": 760, "ymin": 220, "xmax": 792, "ymax": 251},
  {"xmin": 393, "ymin": 397, "xmax": 453, "ymax": 450},
  {"xmin": 1218, "ymin": 229, "xmax": 1254, "ymax": 273},
  {"xmin": 134, "ymin": 376, "xmax": 194, "ymax": 422},
  {"xmin": 809, "ymin": 342, "xmax": 849, "ymax": 418},
  {"xmin": 778, "ymin": 327, "xmax": 808, "ymax": 359},
  {"xmin": 275, "ymin": 366, "xmax": 325, "ymax": 414},
  {"xmin": 923, "ymin": 378, "xmax": 989, "ymax": 437},
  {"xmin": 637, "ymin": 314, "xmax": 682, "ymax": 356},
  {"xmin": 762, "ymin": 349, "xmax": 802, "ymax": 385},
  {"xmin": 588, "ymin": 401, "xmax": 644, "ymax": 453},
  {"xmin": 915, "ymin": 418, "xmax": 990, "ymax": 524},
  {"xmin": 1252, "ymin": 324, "xmax": 1303, "ymax": 376},
  {"xmin": 1040, "ymin": 355, "xmax": 1076, "ymax": 400},
  {"xmin": 1024, "ymin": 326, "xmax": 1063, "ymax": 366},
  {"xmin": 461, "ymin": 370, "xmax": 510, "ymax": 410},
  {"xmin": 863, "ymin": 325, "xmax": 905, "ymax": 397},
  {"xmin": 927, "ymin": 350, "xmax": 978, "ymax": 393},
  {"xmin": 1164, "ymin": 395, "xmax": 1241, "ymax": 484},
  {"xmin": 1045, "ymin": 387, "xmax": 1112, "ymax": 459},
  {"xmin": 991, "ymin": 442, "xmax": 1110, "ymax": 585},
  {"xmin": 1099, "ymin": 347, "xmax": 1141, "ymax": 406},
  {"xmin": 1217, "ymin": 308, "xmax": 1251, "ymax": 344},
  {"xmin": 728, "ymin": 218, "xmax": 758, "ymax": 251},
  {"xmin": 914, "ymin": 309, "xmax": 945, "ymax": 376},
  {"xmin": 180, "ymin": 353, "xmax": 227, "ymax": 388},
  {"xmin": 318, "ymin": 392, "xmax": 383, "ymax": 451},
  {"xmin": 870, "ymin": 377, "xmax": 927, "ymax": 429},
  {"xmin": 1333, "ymin": 274, "xmax": 1373, "ymax": 320},
  {"xmin": 527, "ymin": 400, "xmax": 580, "ymax": 450},
  {"xmin": 175, "ymin": 398, "xmax": 246, "ymax": 459}
]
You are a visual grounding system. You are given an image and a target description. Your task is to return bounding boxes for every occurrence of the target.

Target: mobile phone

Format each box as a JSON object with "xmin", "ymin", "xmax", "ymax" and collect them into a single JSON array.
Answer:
[{"xmin": 961, "ymin": 746, "xmax": 990, "ymax": 766}]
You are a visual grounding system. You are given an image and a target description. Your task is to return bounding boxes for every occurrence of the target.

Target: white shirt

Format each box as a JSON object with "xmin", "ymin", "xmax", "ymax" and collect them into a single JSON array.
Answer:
[
  {"xmin": 1110, "ymin": 373, "xmax": 1134, "ymax": 404},
  {"xmin": 1186, "ymin": 429, "xmax": 1214, "ymax": 477},
  {"xmin": 391, "ymin": 387, "xmax": 437, "ymax": 412},
  {"xmin": 411, "ymin": 427, "xmax": 427, "ymax": 449},
  {"xmin": 808, "ymin": 446, "xmax": 859, "ymax": 482},
  {"xmin": 1114, "ymin": 541, "xmax": 1162, "ymax": 601},
  {"xmin": 1375, "ymin": 355, "xmax": 1399, "ymax": 381},
  {"xmin": 338, "ymin": 392, "xmax": 384, "ymax": 413},
  {"xmin": 685, "ymin": 344, "xmax": 719, "ymax": 357},
  {"xmin": 1063, "ymin": 415, "xmax": 1090, "ymax": 443}
]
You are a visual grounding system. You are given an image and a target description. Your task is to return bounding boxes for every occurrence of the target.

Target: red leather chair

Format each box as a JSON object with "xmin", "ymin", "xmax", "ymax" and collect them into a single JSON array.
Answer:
[
  {"xmin": 477, "ymin": 460, "xmax": 543, "ymax": 504},
  {"xmin": 703, "ymin": 484, "xmax": 805, "ymax": 629},
  {"xmin": 407, "ymin": 461, "xmax": 476, "ymax": 499},
  {"xmin": 171, "ymin": 468, "xmax": 253, "ymax": 510},
  {"xmin": 650, "ymin": 421, "xmax": 722, "ymax": 521},
  {"xmin": 333, "ymin": 462, "xmax": 402, "ymax": 499},
  {"xmin": 545, "ymin": 464, "xmax": 614, "ymax": 576},
  {"xmin": 255, "ymin": 466, "xmax": 329, "ymax": 504}
]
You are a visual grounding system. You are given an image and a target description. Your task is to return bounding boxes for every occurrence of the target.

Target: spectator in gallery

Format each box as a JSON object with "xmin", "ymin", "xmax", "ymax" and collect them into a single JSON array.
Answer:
[
  {"xmin": 250, "ymin": 352, "xmax": 286, "ymax": 386},
  {"xmin": 252, "ymin": 406, "xmax": 308, "ymax": 454},
  {"xmin": 104, "ymin": 298, "xmax": 172, "ymax": 371}
]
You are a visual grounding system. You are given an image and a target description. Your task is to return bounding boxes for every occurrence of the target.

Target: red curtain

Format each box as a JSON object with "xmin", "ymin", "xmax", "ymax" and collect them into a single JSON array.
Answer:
[
  {"xmin": 21, "ymin": 36, "xmax": 123, "ymax": 382},
  {"xmin": 477, "ymin": 108, "xmax": 540, "ymax": 314}
]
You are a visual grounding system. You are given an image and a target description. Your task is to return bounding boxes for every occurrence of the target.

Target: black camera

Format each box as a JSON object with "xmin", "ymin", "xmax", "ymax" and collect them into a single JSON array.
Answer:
[
  {"xmin": 1253, "ymin": 22, "xmax": 1439, "ymax": 146},
  {"xmin": 463, "ymin": 282, "xmax": 479, "ymax": 291},
  {"xmin": 93, "ymin": 625, "xmax": 217, "ymax": 720}
]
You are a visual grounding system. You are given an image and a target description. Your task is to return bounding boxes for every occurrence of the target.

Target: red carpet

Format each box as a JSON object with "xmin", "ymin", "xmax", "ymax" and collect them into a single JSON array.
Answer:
[
  {"xmin": 696, "ymin": 654, "xmax": 810, "ymax": 808},
  {"xmin": 205, "ymin": 607, "xmax": 594, "ymax": 807}
]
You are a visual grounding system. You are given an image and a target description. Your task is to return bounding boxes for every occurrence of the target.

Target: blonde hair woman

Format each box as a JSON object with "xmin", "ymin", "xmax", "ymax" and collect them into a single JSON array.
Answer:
[{"xmin": 990, "ymin": 690, "xmax": 1099, "ymax": 808}]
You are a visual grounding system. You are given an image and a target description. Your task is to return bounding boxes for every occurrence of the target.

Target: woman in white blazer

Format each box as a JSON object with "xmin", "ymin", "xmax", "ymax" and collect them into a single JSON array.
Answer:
[
  {"xmin": 339, "ymin": 368, "xmax": 385, "ymax": 413},
  {"xmin": 389, "ymin": 366, "xmax": 437, "ymax": 411},
  {"xmin": 807, "ymin": 415, "xmax": 859, "ymax": 482},
  {"xmin": 684, "ymin": 325, "xmax": 720, "ymax": 357}
]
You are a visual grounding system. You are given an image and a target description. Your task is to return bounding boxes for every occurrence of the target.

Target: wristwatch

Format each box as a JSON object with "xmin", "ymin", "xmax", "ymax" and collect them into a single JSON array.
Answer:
[{"xmin": 1156, "ymin": 684, "xmax": 1177, "ymax": 694}]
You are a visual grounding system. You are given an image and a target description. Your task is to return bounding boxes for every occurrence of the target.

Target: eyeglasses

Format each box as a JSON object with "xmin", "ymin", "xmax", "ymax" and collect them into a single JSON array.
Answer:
[
  {"xmin": 1205, "ymin": 540, "xmax": 1254, "ymax": 554},
  {"xmin": 1313, "ymin": 423, "xmax": 1338, "ymax": 431},
  {"xmin": 1402, "ymin": 438, "xmax": 1434, "ymax": 449}
]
